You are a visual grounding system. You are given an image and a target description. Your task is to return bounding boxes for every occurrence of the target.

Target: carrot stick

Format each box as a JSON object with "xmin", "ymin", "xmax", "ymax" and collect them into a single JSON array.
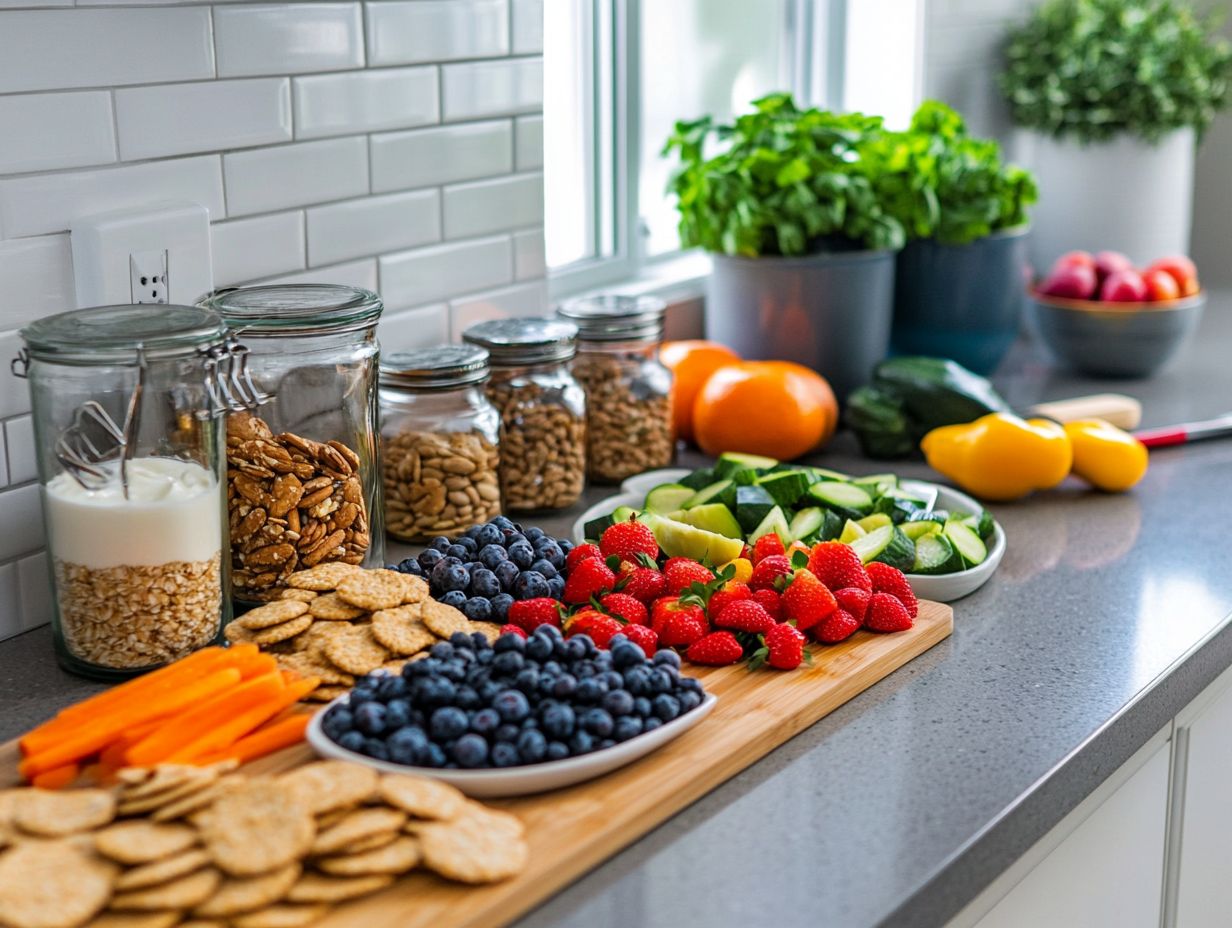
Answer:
[
  {"xmin": 232, "ymin": 652, "xmax": 279, "ymax": 680},
  {"xmin": 31, "ymin": 762, "xmax": 79, "ymax": 790},
  {"xmin": 198, "ymin": 713, "xmax": 313, "ymax": 765},
  {"xmin": 166, "ymin": 676, "xmax": 319, "ymax": 764}
]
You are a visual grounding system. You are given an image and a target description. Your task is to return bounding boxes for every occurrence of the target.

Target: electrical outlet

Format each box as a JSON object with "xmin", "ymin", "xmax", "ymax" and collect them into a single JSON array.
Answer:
[{"xmin": 130, "ymin": 250, "xmax": 169, "ymax": 304}]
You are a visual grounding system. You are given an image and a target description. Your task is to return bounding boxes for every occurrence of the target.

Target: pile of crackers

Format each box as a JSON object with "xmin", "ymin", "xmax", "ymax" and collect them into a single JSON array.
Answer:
[
  {"xmin": 0, "ymin": 760, "xmax": 528, "ymax": 928},
  {"xmin": 225, "ymin": 564, "xmax": 503, "ymax": 701}
]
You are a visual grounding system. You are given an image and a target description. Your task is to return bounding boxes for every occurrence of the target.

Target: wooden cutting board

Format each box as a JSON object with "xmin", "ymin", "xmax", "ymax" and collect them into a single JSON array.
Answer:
[{"xmin": 0, "ymin": 600, "xmax": 952, "ymax": 928}]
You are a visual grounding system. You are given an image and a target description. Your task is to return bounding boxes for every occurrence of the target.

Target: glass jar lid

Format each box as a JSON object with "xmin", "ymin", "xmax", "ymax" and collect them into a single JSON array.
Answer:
[
  {"xmin": 556, "ymin": 294, "xmax": 665, "ymax": 342},
  {"xmin": 380, "ymin": 345, "xmax": 490, "ymax": 390},
  {"xmin": 19, "ymin": 304, "xmax": 229, "ymax": 365},
  {"xmin": 462, "ymin": 318, "xmax": 578, "ymax": 366},
  {"xmin": 199, "ymin": 284, "xmax": 383, "ymax": 336}
]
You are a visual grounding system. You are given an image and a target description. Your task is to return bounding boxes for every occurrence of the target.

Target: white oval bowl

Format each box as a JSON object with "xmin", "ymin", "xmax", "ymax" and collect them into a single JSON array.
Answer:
[{"xmin": 307, "ymin": 691, "xmax": 718, "ymax": 798}]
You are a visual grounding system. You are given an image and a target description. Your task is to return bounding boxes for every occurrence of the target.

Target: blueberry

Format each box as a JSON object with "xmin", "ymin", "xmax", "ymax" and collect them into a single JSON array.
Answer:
[
  {"xmin": 438, "ymin": 590, "xmax": 467, "ymax": 608},
  {"xmin": 581, "ymin": 707, "xmax": 614, "ymax": 737},
  {"xmin": 321, "ymin": 707, "xmax": 353, "ymax": 739},
  {"xmin": 432, "ymin": 559, "xmax": 470, "ymax": 593},
  {"xmin": 534, "ymin": 623, "xmax": 563, "ymax": 641},
  {"xmin": 613, "ymin": 715, "xmax": 644, "ymax": 741},
  {"xmin": 445, "ymin": 543, "xmax": 469, "ymax": 561},
  {"xmin": 647, "ymin": 668, "xmax": 674, "ymax": 695},
  {"xmin": 492, "ymin": 650, "xmax": 525, "ymax": 676},
  {"xmin": 495, "ymin": 631, "xmax": 526, "ymax": 653},
  {"xmin": 453, "ymin": 733, "xmax": 489, "ymax": 768},
  {"xmin": 466, "ymin": 561, "xmax": 484, "ymax": 575},
  {"xmin": 505, "ymin": 532, "xmax": 529, "ymax": 549},
  {"xmin": 471, "ymin": 631, "xmax": 490, "ymax": 651},
  {"xmin": 608, "ymin": 633, "xmax": 630, "ymax": 649},
  {"xmin": 477, "ymin": 649, "xmax": 495, "ymax": 666},
  {"xmin": 337, "ymin": 730, "xmax": 365, "ymax": 752},
  {"xmin": 364, "ymin": 738, "xmax": 389, "ymax": 761},
  {"xmin": 464, "ymin": 524, "xmax": 484, "ymax": 539},
  {"xmin": 576, "ymin": 677, "xmax": 607, "ymax": 703},
  {"xmin": 678, "ymin": 690, "xmax": 703, "ymax": 712},
  {"xmin": 354, "ymin": 702, "xmax": 387, "ymax": 736},
  {"xmin": 546, "ymin": 740, "xmax": 570, "ymax": 761},
  {"xmin": 430, "ymin": 642, "xmax": 455, "ymax": 660},
  {"xmin": 611, "ymin": 641, "xmax": 646, "ymax": 669},
  {"xmin": 565, "ymin": 637, "xmax": 590, "ymax": 662},
  {"xmin": 470, "ymin": 707, "xmax": 501, "ymax": 735},
  {"xmin": 524, "ymin": 635, "xmax": 553, "ymax": 662},
  {"xmin": 430, "ymin": 706, "xmax": 469, "ymax": 741},
  {"xmin": 525, "ymin": 526, "xmax": 546, "ymax": 541},
  {"xmin": 601, "ymin": 671, "xmax": 624, "ymax": 690},
  {"xmin": 602, "ymin": 689, "xmax": 635, "ymax": 716},
  {"xmin": 376, "ymin": 674, "xmax": 408, "ymax": 700},
  {"xmin": 511, "ymin": 570, "xmax": 548, "ymax": 601},
  {"xmin": 633, "ymin": 696, "xmax": 653, "ymax": 718},
  {"xmin": 462, "ymin": 598, "xmax": 493, "ymax": 622},
  {"xmin": 552, "ymin": 674, "xmax": 578, "ymax": 699},
  {"xmin": 488, "ymin": 593, "xmax": 515, "ymax": 623},
  {"xmin": 513, "ymin": 667, "xmax": 540, "ymax": 695},
  {"xmin": 559, "ymin": 538, "xmax": 575, "ymax": 556},
  {"xmin": 494, "ymin": 560, "xmax": 520, "ymax": 592},
  {"xmin": 530, "ymin": 559, "xmax": 558, "ymax": 580},
  {"xmin": 653, "ymin": 649, "xmax": 682, "ymax": 669},
  {"xmin": 386, "ymin": 726, "xmax": 427, "ymax": 764},
  {"xmin": 541, "ymin": 703, "xmax": 576, "ymax": 739},
  {"xmin": 468, "ymin": 567, "xmax": 500, "ymax": 599},
  {"xmin": 395, "ymin": 557, "xmax": 424, "ymax": 577},
  {"xmin": 455, "ymin": 686, "xmax": 481, "ymax": 710},
  {"xmin": 679, "ymin": 677, "xmax": 705, "ymax": 696},
  {"xmin": 430, "ymin": 536, "xmax": 453, "ymax": 552},
  {"xmin": 385, "ymin": 699, "xmax": 411, "ymax": 730},
  {"xmin": 507, "ymin": 541, "xmax": 535, "ymax": 569},
  {"xmin": 492, "ymin": 516, "xmax": 516, "ymax": 532},
  {"xmin": 407, "ymin": 657, "xmax": 441, "ymax": 678},
  {"xmin": 623, "ymin": 667, "xmax": 652, "ymax": 696},
  {"xmin": 491, "ymin": 742, "xmax": 522, "ymax": 767},
  {"xmin": 569, "ymin": 731, "xmax": 595, "ymax": 755},
  {"xmin": 478, "ymin": 545, "xmax": 509, "ymax": 570},
  {"xmin": 454, "ymin": 536, "xmax": 477, "ymax": 553},
  {"xmin": 652, "ymin": 694, "xmax": 681, "ymax": 721},
  {"xmin": 412, "ymin": 675, "xmax": 456, "ymax": 707},
  {"xmin": 542, "ymin": 660, "xmax": 563, "ymax": 676},
  {"xmin": 494, "ymin": 689, "xmax": 531, "ymax": 722},
  {"xmin": 536, "ymin": 540, "xmax": 565, "ymax": 569},
  {"xmin": 476, "ymin": 524, "xmax": 504, "ymax": 548},
  {"xmin": 422, "ymin": 742, "xmax": 448, "ymax": 768},
  {"xmin": 477, "ymin": 680, "xmax": 501, "ymax": 703},
  {"xmin": 517, "ymin": 728, "xmax": 548, "ymax": 763},
  {"xmin": 494, "ymin": 723, "xmax": 520, "ymax": 743},
  {"xmin": 548, "ymin": 576, "xmax": 566, "ymax": 600},
  {"xmin": 418, "ymin": 548, "xmax": 444, "ymax": 570},
  {"xmin": 643, "ymin": 717, "xmax": 664, "ymax": 732},
  {"xmin": 439, "ymin": 660, "xmax": 467, "ymax": 683}
]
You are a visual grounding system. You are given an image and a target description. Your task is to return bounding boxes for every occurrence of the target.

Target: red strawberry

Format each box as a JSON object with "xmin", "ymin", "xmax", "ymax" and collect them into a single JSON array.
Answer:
[
  {"xmin": 569, "ymin": 610, "xmax": 623, "ymax": 648},
  {"xmin": 599, "ymin": 519, "xmax": 660, "ymax": 562},
  {"xmin": 499, "ymin": 623, "xmax": 528, "ymax": 639},
  {"xmin": 865, "ymin": 562, "xmax": 918, "ymax": 618},
  {"xmin": 598, "ymin": 592, "xmax": 649, "ymax": 626},
  {"xmin": 751, "ymin": 588, "xmax": 783, "ymax": 620},
  {"xmin": 662, "ymin": 556, "xmax": 697, "ymax": 575},
  {"xmin": 707, "ymin": 580, "xmax": 751, "ymax": 618},
  {"xmin": 749, "ymin": 554, "xmax": 791, "ymax": 591},
  {"xmin": 659, "ymin": 610, "xmax": 709, "ymax": 648},
  {"xmin": 813, "ymin": 608, "xmax": 860, "ymax": 644},
  {"xmin": 685, "ymin": 631, "xmax": 744, "ymax": 665},
  {"xmin": 865, "ymin": 592, "xmax": 913, "ymax": 633},
  {"xmin": 760, "ymin": 622, "xmax": 805, "ymax": 670},
  {"xmin": 566, "ymin": 543, "xmax": 602, "ymax": 571},
  {"xmin": 621, "ymin": 567, "xmax": 667, "ymax": 604},
  {"xmin": 833, "ymin": 587, "xmax": 871, "ymax": 624},
  {"xmin": 623, "ymin": 624, "xmax": 659, "ymax": 655},
  {"xmin": 650, "ymin": 596, "xmax": 706, "ymax": 634},
  {"xmin": 507, "ymin": 598, "xmax": 562, "ymax": 632},
  {"xmin": 563, "ymin": 557, "xmax": 616, "ymax": 604},
  {"xmin": 751, "ymin": 533, "xmax": 786, "ymax": 565},
  {"xmin": 664, "ymin": 559, "xmax": 714, "ymax": 596},
  {"xmin": 780, "ymin": 568, "xmax": 837, "ymax": 632},
  {"xmin": 807, "ymin": 542, "xmax": 872, "ymax": 592},
  {"xmin": 713, "ymin": 600, "xmax": 775, "ymax": 634}
]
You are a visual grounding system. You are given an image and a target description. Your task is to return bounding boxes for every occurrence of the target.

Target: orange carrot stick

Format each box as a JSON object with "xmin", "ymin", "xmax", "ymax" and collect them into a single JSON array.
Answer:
[
  {"xmin": 31, "ymin": 762, "xmax": 79, "ymax": 790},
  {"xmin": 199, "ymin": 713, "xmax": 313, "ymax": 765},
  {"xmin": 166, "ymin": 676, "xmax": 319, "ymax": 764}
]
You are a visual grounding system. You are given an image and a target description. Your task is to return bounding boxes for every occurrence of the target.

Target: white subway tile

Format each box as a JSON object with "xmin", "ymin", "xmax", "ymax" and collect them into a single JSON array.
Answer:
[
  {"xmin": 515, "ymin": 115, "xmax": 543, "ymax": 170},
  {"xmin": 115, "ymin": 79, "xmax": 291, "ymax": 161},
  {"xmin": 214, "ymin": 4, "xmax": 364, "ymax": 78},
  {"xmin": 371, "ymin": 121, "xmax": 512, "ymax": 193},
  {"xmin": 0, "ymin": 563, "xmax": 20, "ymax": 641},
  {"xmin": 0, "ymin": 483, "xmax": 45, "ymax": 561},
  {"xmin": 0, "ymin": 330, "xmax": 31, "ymax": 419},
  {"xmin": 211, "ymin": 212, "xmax": 306, "ymax": 287},
  {"xmin": 511, "ymin": 0, "xmax": 544, "ymax": 54},
  {"xmin": 378, "ymin": 303, "xmax": 450, "ymax": 352},
  {"xmin": 443, "ymin": 173, "xmax": 543, "ymax": 239},
  {"xmin": 0, "ymin": 236, "xmax": 76, "ymax": 331},
  {"xmin": 223, "ymin": 137, "xmax": 368, "ymax": 217},
  {"xmin": 450, "ymin": 280, "xmax": 547, "ymax": 334},
  {"xmin": 512, "ymin": 228, "xmax": 545, "ymax": 280},
  {"xmin": 0, "ymin": 9, "xmax": 213, "ymax": 94},
  {"xmin": 16, "ymin": 553, "xmax": 51, "ymax": 634},
  {"xmin": 0, "ymin": 156, "xmax": 225, "ymax": 239},
  {"xmin": 365, "ymin": 0, "xmax": 508, "ymax": 66},
  {"xmin": 5, "ymin": 416, "xmax": 34, "ymax": 485},
  {"xmin": 294, "ymin": 67, "xmax": 438, "ymax": 140},
  {"xmin": 0, "ymin": 92, "xmax": 114, "ymax": 174},
  {"xmin": 261, "ymin": 257, "xmax": 378, "ymax": 291},
  {"xmin": 0, "ymin": 426, "xmax": 9, "ymax": 486},
  {"xmin": 442, "ymin": 58, "xmax": 543, "ymax": 121},
  {"xmin": 379, "ymin": 236, "xmax": 512, "ymax": 311},
  {"xmin": 308, "ymin": 190, "xmax": 439, "ymax": 267}
]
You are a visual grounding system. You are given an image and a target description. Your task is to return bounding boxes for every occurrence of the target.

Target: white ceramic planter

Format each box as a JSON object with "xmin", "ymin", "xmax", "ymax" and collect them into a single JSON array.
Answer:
[{"xmin": 1017, "ymin": 127, "xmax": 1194, "ymax": 272}]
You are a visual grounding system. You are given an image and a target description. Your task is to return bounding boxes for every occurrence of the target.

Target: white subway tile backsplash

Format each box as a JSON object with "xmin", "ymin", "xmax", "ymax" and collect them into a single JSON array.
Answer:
[
  {"xmin": 442, "ymin": 58, "xmax": 543, "ymax": 121},
  {"xmin": 379, "ymin": 303, "xmax": 450, "ymax": 352},
  {"xmin": 512, "ymin": 228, "xmax": 546, "ymax": 281},
  {"xmin": 0, "ymin": 156, "xmax": 225, "ymax": 239},
  {"xmin": 307, "ymin": 189, "xmax": 440, "ymax": 267},
  {"xmin": 0, "ymin": 93, "xmax": 115, "ymax": 175},
  {"xmin": 512, "ymin": 0, "xmax": 545, "ymax": 54},
  {"xmin": 0, "ymin": 428, "xmax": 9, "ymax": 487},
  {"xmin": 262, "ymin": 257, "xmax": 378, "ymax": 291},
  {"xmin": 0, "ymin": 331, "xmax": 30, "ymax": 420},
  {"xmin": 0, "ymin": 236, "xmax": 75, "ymax": 331},
  {"xmin": 366, "ymin": 0, "xmax": 508, "ymax": 66},
  {"xmin": 0, "ymin": 563, "xmax": 21, "ymax": 642},
  {"xmin": 371, "ymin": 121, "xmax": 513, "ymax": 193},
  {"xmin": 443, "ymin": 173, "xmax": 543, "ymax": 239},
  {"xmin": 379, "ymin": 235, "xmax": 512, "ymax": 311},
  {"xmin": 115, "ymin": 79, "xmax": 292, "ymax": 162},
  {"xmin": 214, "ymin": 4, "xmax": 364, "ymax": 78},
  {"xmin": 0, "ymin": 9, "xmax": 213, "ymax": 94},
  {"xmin": 450, "ymin": 280, "xmax": 548, "ymax": 334},
  {"xmin": 16, "ymin": 553, "xmax": 51, "ymax": 635},
  {"xmin": 0, "ymin": 484, "xmax": 45, "ymax": 560},
  {"xmin": 212, "ymin": 211, "xmax": 306, "ymax": 286},
  {"xmin": 223, "ymin": 137, "xmax": 368, "ymax": 216},
  {"xmin": 5, "ymin": 417, "xmax": 34, "ymax": 486},
  {"xmin": 294, "ymin": 68, "xmax": 438, "ymax": 140},
  {"xmin": 515, "ymin": 115, "xmax": 544, "ymax": 170}
]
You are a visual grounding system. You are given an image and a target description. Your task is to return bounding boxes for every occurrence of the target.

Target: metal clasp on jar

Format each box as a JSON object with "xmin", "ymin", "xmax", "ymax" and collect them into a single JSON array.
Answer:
[{"xmin": 197, "ymin": 336, "xmax": 272, "ymax": 419}]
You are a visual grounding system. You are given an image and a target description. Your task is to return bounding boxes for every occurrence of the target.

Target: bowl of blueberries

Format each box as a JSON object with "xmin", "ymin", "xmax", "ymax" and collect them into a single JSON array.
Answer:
[{"xmin": 308, "ymin": 625, "xmax": 717, "ymax": 797}]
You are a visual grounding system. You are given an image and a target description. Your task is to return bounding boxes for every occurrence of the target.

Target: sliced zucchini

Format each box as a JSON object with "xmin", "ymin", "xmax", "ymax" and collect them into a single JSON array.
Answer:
[
  {"xmin": 849, "ymin": 524, "xmax": 892, "ymax": 563},
  {"xmin": 852, "ymin": 472, "xmax": 899, "ymax": 492},
  {"xmin": 749, "ymin": 505, "xmax": 792, "ymax": 545},
  {"xmin": 679, "ymin": 467, "xmax": 716, "ymax": 491},
  {"xmin": 643, "ymin": 483, "xmax": 694, "ymax": 514},
  {"xmin": 901, "ymin": 520, "xmax": 942, "ymax": 541},
  {"xmin": 818, "ymin": 509, "xmax": 845, "ymax": 541},
  {"xmin": 714, "ymin": 452, "xmax": 778, "ymax": 478},
  {"xmin": 838, "ymin": 519, "xmax": 867, "ymax": 544},
  {"xmin": 755, "ymin": 470, "xmax": 811, "ymax": 509},
  {"xmin": 856, "ymin": 513, "xmax": 893, "ymax": 533},
  {"xmin": 733, "ymin": 484, "xmax": 776, "ymax": 533},
  {"xmin": 677, "ymin": 503, "xmax": 742, "ymax": 539},
  {"xmin": 850, "ymin": 525, "xmax": 915, "ymax": 570},
  {"xmin": 807, "ymin": 480, "xmax": 875, "ymax": 517},
  {"xmin": 808, "ymin": 467, "xmax": 851, "ymax": 482},
  {"xmin": 681, "ymin": 478, "xmax": 733, "ymax": 510},
  {"xmin": 787, "ymin": 506, "xmax": 824, "ymax": 543},
  {"xmin": 943, "ymin": 519, "xmax": 987, "ymax": 567},
  {"xmin": 582, "ymin": 513, "xmax": 616, "ymax": 541},
  {"xmin": 640, "ymin": 513, "xmax": 745, "ymax": 565},
  {"xmin": 967, "ymin": 509, "xmax": 996, "ymax": 541},
  {"xmin": 911, "ymin": 533, "xmax": 961, "ymax": 574},
  {"xmin": 611, "ymin": 505, "xmax": 637, "ymax": 522}
]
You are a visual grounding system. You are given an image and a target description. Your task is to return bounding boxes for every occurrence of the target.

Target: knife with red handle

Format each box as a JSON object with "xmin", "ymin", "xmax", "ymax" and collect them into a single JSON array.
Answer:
[{"xmin": 1135, "ymin": 414, "xmax": 1232, "ymax": 448}]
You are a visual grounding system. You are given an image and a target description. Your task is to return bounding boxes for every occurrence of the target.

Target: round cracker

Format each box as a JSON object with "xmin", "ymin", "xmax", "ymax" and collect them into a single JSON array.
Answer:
[
  {"xmin": 193, "ymin": 863, "xmax": 301, "ymax": 918},
  {"xmin": 150, "ymin": 774, "xmax": 246, "ymax": 823},
  {"xmin": 370, "ymin": 605, "xmax": 435, "ymax": 657},
  {"xmin": 237, "ymin": 601, "xmax": 310, "ymax": 631},
  {"xmin": 418, "ymin": 814, "xmax": 528, "ymax": 883},
  {"xmin": 225, "ymin": 621, "xmax": 258, "ymax": 644},
  {"xmin": 469, "ymin": 621, "xmax": 503, "ymax": 644},
  {"xmin": 118, "ymin": 771, "xmax": 219, "ymax": 816},
  {"xmin": 378, "ymin": 774, "xmax": 466, "ymax": 822},
  {"xmin": 0, "ymin": 840, "xmax": 116, "ymax": 928},
  {"xmin": 322, "ymin": 626, "xmax": 390, "ymax": 675},
  {"xmin": 286, "ymin": 563, "xmax": 363, "ymax": 591},
  {"xmin": 307, "ymin": 592, "xmax": 366, "ymax": 621},
  {"xmin": 420, "ymin": 600, "xmax": 473, "ymax": 639},
  {"xmin": 110, "ymin": 866, "xmax": 221, "ymax": 911},
  {"xmin": 201, "ymin": 781, "xmax": 315, "ymax": 878},
  {"xmin": 279, "ymin": 762, "xmax": 378, "ymax": 816},
  {"xmin": 94, "ymin": 820, "xmax": 198, "ymax": 865},
  {"xmin": 335, "ymin": 570, "xmax": 418, "ymax": 612},
  {"xmin": 229, "ymin": 903, "xmax": 328, "ymax": 928},
  {"xmin": 114, "ymin": 847, "xmax": 212, "ymax": 891},
  {"xmin": 14, "ymin": 788, "xmax": 116, "ymax": 837},
  {"xmin": 309, "ymin": 807, "xmax": 406, "ymax": 856},
  {"xmin": 305, "ymin": 684, "xmax": 351, "ymax": 702},
  {"xmin": 279, "ymin": 589, "xmax": 318, "ymax": 603},
  {"xmin": 253, "ymin": 614, "xmax": 314, "ymax": 645},
  {"xmin": 337, "ymin": 831, "xmax": 398, "ymax": 855},
  {"xmin": 276, "ymin": 651, "xmax": 354, "ymax": 688},
  {"xmin": 285, "ymin": 872, "xmax": 393, "ymax": 903},
  {"xmin": 86, "ymin": 911, "xmax": 180, "ymax": 928},
  {"xmin": 119, "ymin": 763, "xmax": 219, "ymax": 801},
  {"xmin": 315, "ymin": 835, "xmax": 421, "ymax": 877}
]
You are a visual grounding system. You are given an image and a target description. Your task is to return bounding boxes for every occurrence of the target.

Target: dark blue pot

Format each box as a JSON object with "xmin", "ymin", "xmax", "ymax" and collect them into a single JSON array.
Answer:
[{"xmin": 890, "ymin": 226, "xmax": 1031, "ymax": 375}]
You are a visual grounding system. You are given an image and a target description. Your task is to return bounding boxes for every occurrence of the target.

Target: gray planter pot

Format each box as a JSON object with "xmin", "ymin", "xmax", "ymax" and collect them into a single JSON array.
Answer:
[
  {"xmin": 891, "ymin": 226, "xmax": 1032, "ymax": 376},
  {"xmin": 706, "ymin": 249, "xmax": 896, "ymax": 400}
]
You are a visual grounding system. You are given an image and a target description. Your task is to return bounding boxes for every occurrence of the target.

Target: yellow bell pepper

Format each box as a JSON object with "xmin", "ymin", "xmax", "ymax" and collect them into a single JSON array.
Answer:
[
  {"xmin": 1064, "ymin": 419, "xmax": 1148, "ymax": 492},
  {"xmin": 920, "ymin": 413, "xmax": 1072, "ymax": 501}
]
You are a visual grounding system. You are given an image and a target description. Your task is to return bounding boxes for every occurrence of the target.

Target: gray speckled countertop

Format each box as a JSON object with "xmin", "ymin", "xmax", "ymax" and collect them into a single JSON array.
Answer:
[{"xmin": 4, "ymin": 295, "xmax": 1231, "ymax": 928}]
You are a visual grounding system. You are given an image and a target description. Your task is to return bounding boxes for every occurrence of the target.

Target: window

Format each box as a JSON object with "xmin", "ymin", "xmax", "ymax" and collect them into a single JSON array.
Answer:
[{"xmin": 544, "ymin": 0, "xmax": 924, "ymax": 298}]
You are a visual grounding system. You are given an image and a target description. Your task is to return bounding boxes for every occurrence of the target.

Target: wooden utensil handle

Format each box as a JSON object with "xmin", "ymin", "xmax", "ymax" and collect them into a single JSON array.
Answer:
[{"xmin": 1028, "ymin": 393, "xmax": 1142, "ymax": 430}]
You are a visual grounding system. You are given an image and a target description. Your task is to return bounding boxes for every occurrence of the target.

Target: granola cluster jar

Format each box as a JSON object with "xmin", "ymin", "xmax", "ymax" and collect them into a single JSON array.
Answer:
[
  {"xmin": 557, "ymin": 295, "xmax": 674, "ymax": 483},
  {"xmin": 462, "ymin": 318, "xmax": 586, "ymax": 511},
  {"xmin": 17, "ymin": 305, "xmax": 235, "ymax": 680},
  {"xmin": 380, "ymin": 346, "xmax": 502, "ymax": 541},
  {"xmin": 198, "ymin": 285, "xmax": 385, "ymax": 601}
]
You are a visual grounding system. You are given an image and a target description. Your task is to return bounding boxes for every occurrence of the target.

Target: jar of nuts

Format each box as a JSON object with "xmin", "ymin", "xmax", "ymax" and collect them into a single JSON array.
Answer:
[
  {"xmin": 556, "ymin": 295, "xmax": 674, "ymax": 483},
  {"xmin": 198, "ymin": 285, "xmax": 385, "ymax": 601},
  {"xmin": 462, "ymin": 318, "xmax": 586, "ymax": 511},
  {"xmin": 379, "ymin": 345, "xmax": 502, "ymax": 541}
]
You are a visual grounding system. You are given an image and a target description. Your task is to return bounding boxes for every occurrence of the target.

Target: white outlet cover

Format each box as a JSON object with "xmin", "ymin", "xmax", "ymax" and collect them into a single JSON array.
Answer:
[{"xmin": 71, "ymin": 201, "xmax": 214, "ymax": 308}]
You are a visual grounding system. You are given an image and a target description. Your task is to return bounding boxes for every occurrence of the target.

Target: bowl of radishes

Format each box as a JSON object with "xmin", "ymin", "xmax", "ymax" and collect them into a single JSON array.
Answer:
[{"xmin": 1027, "ymin": 250, "xmax": 1205, "ymax": 377}]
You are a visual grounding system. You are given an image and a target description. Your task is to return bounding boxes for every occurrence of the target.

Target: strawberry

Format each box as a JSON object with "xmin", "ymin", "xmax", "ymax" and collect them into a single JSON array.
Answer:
[
  {"xmin": 621, "ymin": 567, "xmax": 667, "ymax": 605},
  {"xmin": 833, "ymin": 587, "xmax": 871, "ymax": 624},
  {"xmin": 813, "ymin": 608, "xmax": 860, "ymax": 644},
  {"xmin": 865, "ymin": 592, "xmax": 913, "ymax": 633},
  {"xmin": 659, "ymin": 610, "xmax": 709, "ymax": 648},
  {"xmin": 780, "ymin": 568, "xmax": 837, "ymax": 631},
  {"xmin": 865, "ymin": 562, "xmax": 918, "ymax": 618},
  {"xmin": 707, "ymin": 580, "xmax": 751, "ymax": 619},
  {"xmin": 807, "ymin": 542, "xmax": 872, "ymax": 592},
  {"xmin": 760, "ymin": 622, "xmax": 806, "ymax": 670},
  {"xmin": 713, "ymin": 600, "xmax": 775, "ymax": 634},
  {"xmin": 664, "ymin": 559, "xmax": 714, "ymax": 596},
  {"xmin": 566, "ymin": 543, "xmax": 602, "ymax": 571},
  {"xmin": 598, "ymin": 592, "xmax": 649, "ymax": 626},
  {"xmin": 662, "ymin": 556, "xmax": 698, "ymax": 575},
  {"xmin": 751, "ymin": 588, "xmax": 783, "ymax": 620},
  {"xmin": 751, "ymin": 534, "xmax": 786, "ymax": 565},
  {"xmin": 507, "ymin": 598, "xmax": 562, "ymax": 632},
  {"xmin": 650, "ymin": 596, "xmax": 705, "ymax": 634},
  {"xmin": 749, "ymin": 554, "xmax": 791, "ymax": 591},
  {"xmin": 599, "ymin": 519, "xmax": 660, "ymax": 562},
  {"xmin": 685, "ymin": 631, "xmax": 744, "ymax": 665},
  {"xmin": 499, "ymin": 623, "xmax": 528, "ymax": 640},
  {"xmin": 623, "ymin": 624, "xmax": 659, "ymax": 655},
  {"xmin": 568, "ymin": 610, "xmax": 623, "ymax": 648},
  {"xmin": 563, "ymin": 557, "xmax": 616, "ymax": 604}
]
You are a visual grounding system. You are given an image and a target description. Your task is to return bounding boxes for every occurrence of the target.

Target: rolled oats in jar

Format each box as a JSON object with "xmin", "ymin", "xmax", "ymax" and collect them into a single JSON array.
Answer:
[
  {"xmin": 557, "ymin": 295, "xmax": 674, "ymax": 483},
  {"xmin": 380, "ymin": 346, "xmax": 502, "ymax": 542},
  {"xmin": 462, "ymin": 318, "xmax": 586, "ymax": 512}
]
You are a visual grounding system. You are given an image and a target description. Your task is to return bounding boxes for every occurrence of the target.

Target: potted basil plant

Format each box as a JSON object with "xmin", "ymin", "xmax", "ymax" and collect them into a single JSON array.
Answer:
[
  {"xmin": 663, "ymin": 93, "xmax": 906, "ymax": 400},
  {"xmin": 1001, "ymin": 0, "xmax": 1231, "ymax": 270}
]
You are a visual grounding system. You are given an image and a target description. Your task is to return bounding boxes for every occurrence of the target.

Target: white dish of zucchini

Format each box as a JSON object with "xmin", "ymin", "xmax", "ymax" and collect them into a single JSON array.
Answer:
[{"xmin": 572, "ymin": 453, "xmax": 1005, "ymax": 603}]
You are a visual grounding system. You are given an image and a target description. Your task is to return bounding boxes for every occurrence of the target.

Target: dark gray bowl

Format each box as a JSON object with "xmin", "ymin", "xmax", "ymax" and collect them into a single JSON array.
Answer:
[{"xmin": 1026, "ymin": 290, "xmax": 1206, "ymax": 378}]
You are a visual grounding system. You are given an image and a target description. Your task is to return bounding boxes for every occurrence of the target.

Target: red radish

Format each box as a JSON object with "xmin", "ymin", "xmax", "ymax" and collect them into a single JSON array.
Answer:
[
  {"xmin": 1050, "ymin": 250, "xmax": 1095, "ymax": 275},
  {"xmin": 1142, "ymin": 268, "xmax": 1181, "ymax": 302},
  {"xmin": 1093, "ymin": 250, "xmax": 1132, "ymax": 283},
  {"xmin": 1100, "ymin": 268, "xmax": 1149, "ymax": 302},
  {"xmin": 1038, "ymin": 264, "xmax": 1097, "ymax": 300}
]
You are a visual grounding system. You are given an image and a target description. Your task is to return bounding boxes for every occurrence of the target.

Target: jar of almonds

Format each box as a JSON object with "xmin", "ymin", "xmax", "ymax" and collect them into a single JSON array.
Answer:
[
  {"xmin": 379, "ymin": 346, "xmax": 502, "ymax": 542},
  {"xmin": 462, "ymin": 318, "xmax": 586, "ymax": 512},
  {"xmin": 557, "ymin": 295, "xmax": 674, "ymax": 483}
]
